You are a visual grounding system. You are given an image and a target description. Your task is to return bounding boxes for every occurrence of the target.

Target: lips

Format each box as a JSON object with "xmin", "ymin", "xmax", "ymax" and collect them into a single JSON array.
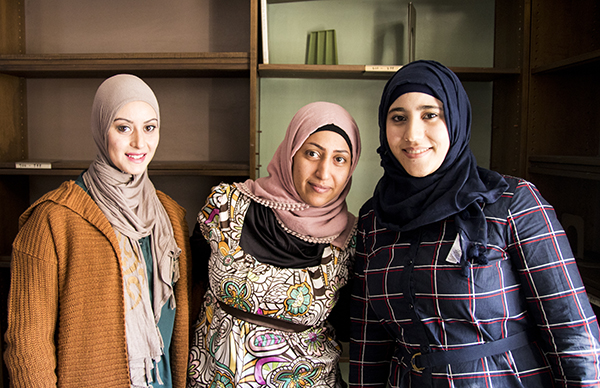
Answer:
[
  {"xmin": 126, "ymin": 153, "xmax": 146, "ymax": 162},
  {"xmin": 310, "ymin": 182, "xmax": 330, "ymax": 194},
  {"xmin": 403, "ymin": 147, "xmax": 431, "ymax": 158}
]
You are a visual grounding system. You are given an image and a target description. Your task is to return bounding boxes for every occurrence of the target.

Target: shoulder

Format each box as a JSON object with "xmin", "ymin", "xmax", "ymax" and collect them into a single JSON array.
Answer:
[
  {"xmin": 484, "ymin": 175, "xmax": 552, "ymax": 221},
  {"xmin": 14, "ymin": 181, "xmax": 115, "ymax": 259},
  {"xmin": 19, "ymin": 180, "xmax": 99, "ymax": 228},
  {"xmin": 204, "ymin": 182, "xmax": 247, "ymax": 208},
  {"xmin": 494, "ymin": 174, "xmax": 545, "ymax": 205},
  {"xmin": 197, "ymin": 182, "xmax": 249, "ymax": 227},
  {"xmin": 358, "ymin": 197, "xmax": 375, "ymax": 219}
]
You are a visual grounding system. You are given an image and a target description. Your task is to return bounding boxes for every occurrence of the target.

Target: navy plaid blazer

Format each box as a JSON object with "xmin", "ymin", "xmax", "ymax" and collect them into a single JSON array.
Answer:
[{"xmin": 350, "ymin": 175, "xmax": 600, "ymax": 387}]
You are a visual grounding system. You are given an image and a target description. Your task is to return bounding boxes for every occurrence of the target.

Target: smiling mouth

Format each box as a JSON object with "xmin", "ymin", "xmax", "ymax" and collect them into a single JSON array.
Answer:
[
  {"xmin": 403, "ymin": 148, "xmax": 431, "ymax": 157},
  {"xmin": 126, "ymin": 153, "xmax": 146, "ymax": 161},
  {"xmin": 310, "ymin": 183, "xmax": 330, "ymax": 194}
]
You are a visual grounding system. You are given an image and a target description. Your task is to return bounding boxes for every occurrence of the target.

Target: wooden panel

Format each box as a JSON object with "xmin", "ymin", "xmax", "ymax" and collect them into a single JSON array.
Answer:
[
  {"xmin": 0, "ymin": 53, "xmax": 250, "ymax": 78},
  {"xmin": 0, "ymin": 75, "xmax": 27, "ymax": 162},
  {"xmin": 259, "ymin": 64, "xmax": 520, "ymax": 81},
  {"xmin": 529, "ymin": 174, "xmax": 600, "ymax": 255},
  {"xmin": 0, "ymin": 0, "xmax": 25, "ymax": 54},
  {"xmin": 531, "ymin": 0, "xmax": 600, "ymax": 67},
  {"xmin": 0, "ymin": 160, "xmax": 250, "ymax": 177},
  {"xmin": 490, "ymin": 76, "xmax": 526, "ymax": 177},
  {"xmin": 528, "ymin": 71, "xmax": 600, "ymax": 157},
  {"xmin": 250, "ymin": 0, "xmax": 259, "ymax": 179},
  {"xmin": 493, "ymin": 0, "xmax": 527, "ymax": 69}
]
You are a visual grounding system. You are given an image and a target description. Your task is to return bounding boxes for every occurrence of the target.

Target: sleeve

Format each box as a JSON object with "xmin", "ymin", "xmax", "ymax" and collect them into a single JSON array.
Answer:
[
  {"xmin": 196, "ymin": 183, "xmax": 232, "ymax": 236},
  {"xmin": 349, "ymin": 213, "xmax": 395, "ymax": 388},
  {"xmin": 507, "ymin": 179, "xmax": 600, "ymax": 387},
  {"xmin": 4, "ymin": 212, "xmax": 59, "ymax": 387}
]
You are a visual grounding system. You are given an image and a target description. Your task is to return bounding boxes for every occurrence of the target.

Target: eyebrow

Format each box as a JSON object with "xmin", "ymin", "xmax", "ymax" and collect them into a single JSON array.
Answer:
[
  {"xmin": 113, "ymin": 117, "xmax": 158, "ymax": 124},
  {"xmin": 388, "ymin": 105, "xmax": 443, "ymax": 114},
  {"xmin": 306, "ymin": 141, "xmax": 350, "ymax": 154}
]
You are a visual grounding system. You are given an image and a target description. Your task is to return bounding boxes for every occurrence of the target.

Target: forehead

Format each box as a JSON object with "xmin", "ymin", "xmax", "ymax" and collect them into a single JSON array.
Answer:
[
  {"xmin": 300, "ymin": 130, "xmax": 350, "ymax": 151},
  {"xmin": 389, "ymin": 92, "xmax": 443, "ymax": 110},
  {"xmin": 114, "ymin": 100, "xmax": 157, "ymax": 118}
]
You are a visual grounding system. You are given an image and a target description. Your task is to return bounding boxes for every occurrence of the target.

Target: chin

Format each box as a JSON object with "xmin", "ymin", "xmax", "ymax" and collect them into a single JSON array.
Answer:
[{"xmin": 120, "ymin": 165, "xmax": 148, "ymax": 175}]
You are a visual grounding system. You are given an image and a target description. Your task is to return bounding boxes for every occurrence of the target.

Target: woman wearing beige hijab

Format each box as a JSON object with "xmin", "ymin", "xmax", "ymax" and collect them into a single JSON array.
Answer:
[{"xmin": 4, "ymin": 74, "xmax": 191, "ymax": 387}]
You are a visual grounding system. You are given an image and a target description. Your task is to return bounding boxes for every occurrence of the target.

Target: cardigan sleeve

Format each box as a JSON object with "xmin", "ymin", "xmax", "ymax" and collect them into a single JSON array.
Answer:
[
  {"xmin": 349, "ymin": 208, "xmax": 395, "ymax": 388},
  {"xmin": 4, "ymin": 206, "xmax": 60, "ymax": 387},
  {"xmin": 507, "ymin": 179, "xmax": 600, "ymax": 387}
]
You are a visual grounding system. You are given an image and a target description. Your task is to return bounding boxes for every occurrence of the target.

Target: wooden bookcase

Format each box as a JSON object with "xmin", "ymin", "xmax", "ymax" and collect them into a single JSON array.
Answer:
[
  {"xmin": 3, "ymin": 0, "xmax": 599, "ymax": 385},
  {"xmin": 256, "ymin": 0, "xmax": 529, "ymax": 213},
  {"xmin": 0, "ymin": 0, "xmax": 258, "ymax": 385},
  {"xmin": 525, "ymin": 0, "xmax": 600, "ymax": 305},
  {"xmin": 255, "ymin": 0, "xmax": 529, "ymax": 373}
]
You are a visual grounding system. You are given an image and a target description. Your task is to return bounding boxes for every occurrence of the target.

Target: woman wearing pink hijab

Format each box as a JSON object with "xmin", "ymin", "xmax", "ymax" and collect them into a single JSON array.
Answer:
[{"xmin": 187, "ymin": 102, "xmax": 361, "ymax": 388}]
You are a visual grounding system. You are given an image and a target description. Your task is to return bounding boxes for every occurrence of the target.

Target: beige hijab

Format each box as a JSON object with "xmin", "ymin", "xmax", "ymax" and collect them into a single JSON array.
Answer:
[{"xmin": 82, "ymin": 74, "xmax": 180, "ymax": 386}]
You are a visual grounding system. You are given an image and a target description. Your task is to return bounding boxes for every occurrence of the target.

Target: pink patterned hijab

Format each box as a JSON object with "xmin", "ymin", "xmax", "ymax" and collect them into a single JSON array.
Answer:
[{"xmin": 237, "ymin": 101, "xmax": 361, "ymax": 248}]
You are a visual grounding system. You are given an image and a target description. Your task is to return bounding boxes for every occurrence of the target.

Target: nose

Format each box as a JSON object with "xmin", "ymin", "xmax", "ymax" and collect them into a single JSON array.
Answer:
[
  {"xmin": 315, "ymin": 159, "xmax": 331, "ymax": 180},
  {"xmin": 404, "ymin": 118, "xmax": 425, "ymax": 142},
  {"xmin": 131, "ymin": 128, "xmax": 145, "ymax": 149}
]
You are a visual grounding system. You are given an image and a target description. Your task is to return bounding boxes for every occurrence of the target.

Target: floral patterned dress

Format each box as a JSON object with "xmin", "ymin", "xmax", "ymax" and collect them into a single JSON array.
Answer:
[{"xmin": 187, "ymin": 183, "xmax": 354, "ymax": 388}]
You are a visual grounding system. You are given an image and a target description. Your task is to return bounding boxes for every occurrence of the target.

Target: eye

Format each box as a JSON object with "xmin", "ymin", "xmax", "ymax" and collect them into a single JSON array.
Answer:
[
  {"xmin": 334, "ymin": 155, "xmax": 347, "ymax": 164},
  {"xmin": 389, "ymin": 113, "xmax": 406, "ymax": 123},
  {"xmin": 145, "ymin": 125, "xmax": 157, "ymax": 133},
  {"xmin": 423, "ymin": 112, "xmax": 439, "ymax": 120},
  {"xmin": 116, "ymin": 125, "xmax": 131, "ymax": 133},
  {"xmin": 306, "ymin": 149, "xmax": 319, "ymax": 158}
]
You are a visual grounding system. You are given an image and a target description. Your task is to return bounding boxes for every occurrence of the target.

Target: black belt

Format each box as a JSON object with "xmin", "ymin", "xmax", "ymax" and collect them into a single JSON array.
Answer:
[
  {"xmin": 218, "ymin": 300, "xmax": 312, "ymax": 333},
  {"xmin": 409, "ymin": 330, "xmax": 533, "ymax": 372}
]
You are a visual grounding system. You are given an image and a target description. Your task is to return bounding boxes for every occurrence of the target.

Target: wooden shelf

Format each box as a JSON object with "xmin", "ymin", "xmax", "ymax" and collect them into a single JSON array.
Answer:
[
  {"xmin": 529, "ymin": 155, "xmax": 600, "ymax": 180},
  {"xmin": 0, "ymin": 160, "xmax": 250, "ymax": 176},
  {"xmin": 258, "ymin": 64, "xmax": 520, "ymax": 81},
  {"xmin": 0, "ymin": 53, "xmax": 251, "ymax": 78},
  {"xmin": 531, "ymin": 49, "xmax": 600, "ymax": 74}
]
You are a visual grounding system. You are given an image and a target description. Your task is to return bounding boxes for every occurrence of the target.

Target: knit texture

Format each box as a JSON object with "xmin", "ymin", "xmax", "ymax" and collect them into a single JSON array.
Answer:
[{"xmin": 3, "ymin": 180, "xmax": 190, "ymax": 388}]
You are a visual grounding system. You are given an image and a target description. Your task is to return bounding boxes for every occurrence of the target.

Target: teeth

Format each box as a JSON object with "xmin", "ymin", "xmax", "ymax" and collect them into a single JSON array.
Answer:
[
  {"xmin": 406, "ymin": 148, "xmax": 429, "ymax": 154},
  {"xmin": 128, "ymin": 154, "xmax": 144, "ymax": 160}
]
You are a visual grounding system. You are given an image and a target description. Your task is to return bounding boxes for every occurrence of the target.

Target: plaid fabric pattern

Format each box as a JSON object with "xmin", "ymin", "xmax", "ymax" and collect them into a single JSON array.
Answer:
[{"xmin": 350, "ymin": 176, "xmax": 600, "ymax": 387}]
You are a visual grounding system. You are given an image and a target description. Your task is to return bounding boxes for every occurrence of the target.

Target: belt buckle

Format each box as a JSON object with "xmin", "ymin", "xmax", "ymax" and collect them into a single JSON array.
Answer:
[{"xmin": 411, "ymin": 352, "xmax": 425, "ymax": 372}]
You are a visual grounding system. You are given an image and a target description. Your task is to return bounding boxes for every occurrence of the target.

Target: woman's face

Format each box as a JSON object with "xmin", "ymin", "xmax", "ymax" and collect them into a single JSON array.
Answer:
[
  {"xmin": 107, "ymin": 101, "xmax": 159, "ymax": 175},
  {"xmin": 292, "ymin": 130, "xmax": 352, "ymax": 207},
  {"xmin": 386, "ymin": 92, "xmax": 450, "ymax": 177}
]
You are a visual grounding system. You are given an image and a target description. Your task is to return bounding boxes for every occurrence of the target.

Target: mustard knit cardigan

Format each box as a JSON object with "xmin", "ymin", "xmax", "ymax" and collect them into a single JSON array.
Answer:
[{"xmin": 3, "ymin": 180, "xmax": 191, "ymax": 387}]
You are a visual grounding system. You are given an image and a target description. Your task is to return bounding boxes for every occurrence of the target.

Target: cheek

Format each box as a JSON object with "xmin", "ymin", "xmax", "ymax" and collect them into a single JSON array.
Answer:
[
  {"xmin": 334, "ymin": 167, "xmax": 351, "ymax": 191},
  {"xmin": 148, "ymin": 135, "xmax": 160, "ymax": 152},
  {"xmin": 291, "ymin": 158, "xmax": 304, "ymax": 190},
  {"xmin": 386, "ymin": 125, "xmax": 402, "ymax": 147},
  {"xmin": 107, "ymin": 137, "xmax": 120, "ymax": 156}
]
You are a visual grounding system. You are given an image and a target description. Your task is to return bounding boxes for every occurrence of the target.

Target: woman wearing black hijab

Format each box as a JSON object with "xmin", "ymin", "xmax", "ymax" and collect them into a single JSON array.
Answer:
[{"xmin": 349, "ymin": 60, "xmax": 600, "ymax": 387}]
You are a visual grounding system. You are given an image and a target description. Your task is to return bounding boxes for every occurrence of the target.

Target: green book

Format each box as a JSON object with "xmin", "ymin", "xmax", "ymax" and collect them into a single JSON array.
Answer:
[
  {"xmin": 306, "ymin": 31, "xmax": 318, "ymax": 64},
  {"xmin": 316, "ymin": 30, "xmax": 326, "ymax": 64},
  {"xmin": 325, "ymin": 29, "xmax": 337, "ymax": 65}
]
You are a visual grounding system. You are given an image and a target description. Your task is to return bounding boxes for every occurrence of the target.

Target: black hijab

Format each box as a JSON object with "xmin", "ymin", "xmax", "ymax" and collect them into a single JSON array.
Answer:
[{"xmin": 372, "ymin": 60, "xmax": 509, "ymax": 273}]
